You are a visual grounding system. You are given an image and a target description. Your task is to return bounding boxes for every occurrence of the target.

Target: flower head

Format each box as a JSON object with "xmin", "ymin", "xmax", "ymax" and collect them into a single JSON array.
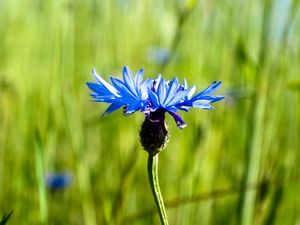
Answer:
[
  {"xmin": 87, "ymin": 66, "xmax": 224, "ymax": 129},
  {"xmin": 87, "ymin": 66, "xmax": 224, "ymax": 155},
  {"xmin": 45, "ymin": 172, "xmax": 72, "ymax": 191}
]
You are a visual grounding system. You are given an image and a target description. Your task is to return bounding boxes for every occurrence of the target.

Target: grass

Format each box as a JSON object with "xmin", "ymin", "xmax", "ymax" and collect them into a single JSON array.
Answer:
[{"xmin": 0, "ymin": 0, "xmax": 299, "ymax": 224}]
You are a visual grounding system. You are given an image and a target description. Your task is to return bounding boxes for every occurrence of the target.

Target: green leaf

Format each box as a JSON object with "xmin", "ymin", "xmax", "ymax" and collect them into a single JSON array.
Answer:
[{"xmin": 0, "ymin": 211, "xmax": 13, "ymax": 225}]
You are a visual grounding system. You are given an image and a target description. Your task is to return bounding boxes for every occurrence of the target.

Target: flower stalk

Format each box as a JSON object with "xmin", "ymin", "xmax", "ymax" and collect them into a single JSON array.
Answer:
[{"xmin": 147, "ymin": 154, "xmax": 169, "ymax": 225}]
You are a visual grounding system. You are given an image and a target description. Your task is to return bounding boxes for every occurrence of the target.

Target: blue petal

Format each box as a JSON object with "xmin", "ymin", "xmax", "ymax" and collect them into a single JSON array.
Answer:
[
  {"xmin": 192, "ymin": 100, "xmax": 214, "ymax": 109},
  {"xmin": 148, "ymin": 90, "xmax": 160, "ymax": 109},
  {"xmin": 186, "ymin": 85, "xmax": 196, "ymax": 99},
  {"xmin": 110, "ymin": 77, "xmax": 138, "ymax": 102},
  {"xmin": 164, "ymin": 77, "xmax": 179, "ymax": 106},
  {"xmin": 177, "ymin": 106, "xmax": 189, "ymax": 112},
  {"xmin": 153, "ymin": 74, "xmax": 162, "ymax": 91},
  {"xmin": 196, "ymin": 81, "xmax": 222, "ymax": 97},
  {"xmin": 183, "ymin": 79, "xmax": 188, "ymax": 89},
  {"xmin": 124, "ymin": 102, "xmax": 143, "ymax": 115},
  {"xmin": 92, "ymin": 69, "xmax": 120, "ymax": 97},
  {"xmin": 86, "ymin": 82, "xmax": 112, "ymax": 96},
  {"xmin": 168, "ymin": 111, "xmax": 187, "ymax": 129},
  {"xmin": 198, "ymin": 95, "xmax": 225, "ymax": 102},
  {"xmin": 210, "ymin": 95, "xmax": 225, "ymax": 102},
  {"xmin": 135, "ymin": 68, "xmax": 144, "ymax": 88},
  {"xmin": 175, "ymin": 99, "xmax": 193, "ymax": 108},
  {"xmin": 89, "ymin": 93, "xmax": 116, "ymax": 102},
  {"xmin": 157, "ymin": 78, "xmax": 167, "ymax": 105},
  {"xmin": 103, "ymin": 102, "xmax": 125, "ymax": 116},
  {"xmin": 166, "ymin": 88, "xmax": 190, "ymax": 107},
  {"xmin": 123, "ymin": 66, "xmax": 139, "ymax": 97},
  {"xmin": 190, "ymin": 95, "xmax": 224, "ymax": 104},
  {"xmin": 140, "ymin": 78, "xmax": 153, "ymax": 100}
]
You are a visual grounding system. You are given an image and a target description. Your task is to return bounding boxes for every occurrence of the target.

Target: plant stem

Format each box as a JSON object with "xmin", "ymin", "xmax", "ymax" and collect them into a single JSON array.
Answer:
[{"xmin": 147, "ymin": 154, "xmax": 169, "ymax": 225}]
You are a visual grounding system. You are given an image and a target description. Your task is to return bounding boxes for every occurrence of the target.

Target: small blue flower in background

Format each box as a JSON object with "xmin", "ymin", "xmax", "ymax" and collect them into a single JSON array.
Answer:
[
  {"xmin": 87, "ymin": 66, "xmax": 224, "ymax": 129},
  {"xmin": 147, "ymin": 47, "xmax": 170, "ymax": 65},
  {"xmin": 45, "ymin": 172, "xmax": 72, "ymax": 191}
]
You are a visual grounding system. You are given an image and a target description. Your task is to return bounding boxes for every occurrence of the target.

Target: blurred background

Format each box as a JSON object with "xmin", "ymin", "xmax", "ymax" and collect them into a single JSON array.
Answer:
[{"xmin": 0, "ymin": 0, "xmax": 299, "ymax": 224}]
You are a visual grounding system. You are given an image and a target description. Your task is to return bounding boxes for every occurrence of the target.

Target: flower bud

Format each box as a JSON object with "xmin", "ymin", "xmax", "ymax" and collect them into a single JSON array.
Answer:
[{"xmin": 140, "ymin": 109, "xmax": 169, "ymax": 155}]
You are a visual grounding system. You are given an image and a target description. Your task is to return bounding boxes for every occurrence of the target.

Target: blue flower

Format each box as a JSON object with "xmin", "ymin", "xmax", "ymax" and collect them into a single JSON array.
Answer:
[
  {"xmin": 147, "ymin": 47, "xmax": 170, "ymax": 65},
  {"xmin": 87, "ymin": 66, "xmax": 224, "ymax": 129},
  {"xmin": 45, "ymin": 173, "xmax": 72, "ymax": 191}
]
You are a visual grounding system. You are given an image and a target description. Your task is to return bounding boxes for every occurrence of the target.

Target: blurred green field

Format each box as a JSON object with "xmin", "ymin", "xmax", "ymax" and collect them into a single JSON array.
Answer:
[{"xmin": 0, "ymin": 0, "xmax": 299, "ymax": 224}]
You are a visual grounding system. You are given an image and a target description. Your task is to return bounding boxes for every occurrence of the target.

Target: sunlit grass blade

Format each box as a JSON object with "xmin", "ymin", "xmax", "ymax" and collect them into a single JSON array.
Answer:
[{"xmin": 34, "ymin": 130, "xmax": 48, "ymax": 225}]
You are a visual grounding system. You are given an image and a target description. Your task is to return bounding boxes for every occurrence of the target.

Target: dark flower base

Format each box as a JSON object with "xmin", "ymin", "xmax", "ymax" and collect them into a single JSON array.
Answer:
[{"xmin": 140, "ymin": 109, "xmax": 169, "ymax": 155}]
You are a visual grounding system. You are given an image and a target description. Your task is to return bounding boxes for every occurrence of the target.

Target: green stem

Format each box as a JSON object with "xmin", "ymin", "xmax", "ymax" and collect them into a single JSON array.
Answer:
[{"xmin": 147, "ymin": 154, "xmax": 169, "ymax": 225}]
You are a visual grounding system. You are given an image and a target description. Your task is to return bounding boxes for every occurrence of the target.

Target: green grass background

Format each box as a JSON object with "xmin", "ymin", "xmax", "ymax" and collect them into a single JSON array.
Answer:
[{"xmin": 0, "ymin": 0, "xmax": 299, "ymax": 224}]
